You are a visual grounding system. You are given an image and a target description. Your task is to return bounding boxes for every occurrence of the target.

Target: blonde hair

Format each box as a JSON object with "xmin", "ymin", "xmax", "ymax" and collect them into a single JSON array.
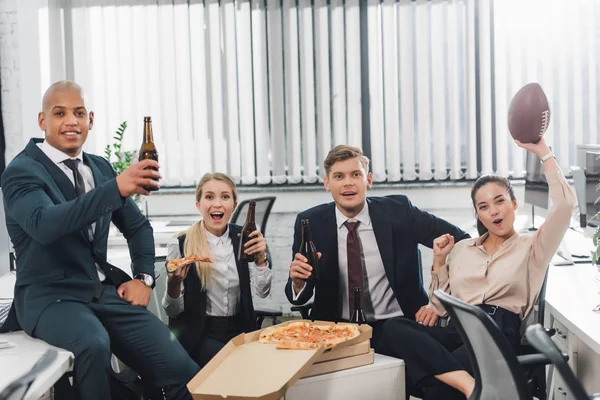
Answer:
[
  {"xmin": 175, "ymin": 173, "xmax": 238, "ymax": 288},
  {"xmin": 323, "ymin": 145, "xmax": 370, "ymax": 176}
]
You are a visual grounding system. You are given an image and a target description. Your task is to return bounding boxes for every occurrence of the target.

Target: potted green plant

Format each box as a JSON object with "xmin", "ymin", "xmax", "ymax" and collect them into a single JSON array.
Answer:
[
  {"xmin": 104, "ymin": 121, "xmax": 136, "ymax": 175},
  {"xmin": 104, "ymin": 121, "xmax": 143, "ymax": 208}
]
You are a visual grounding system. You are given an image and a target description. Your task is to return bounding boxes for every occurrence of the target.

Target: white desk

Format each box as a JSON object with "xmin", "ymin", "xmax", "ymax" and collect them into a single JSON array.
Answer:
[
  {"xmin": 0, "ymin": 332, "xmax": 73, "ymax": 400},
  {"xmin": 284, "ymin": 354, "xmax": 405, "ymax": 400},
  {"xmin": 545, "ymin": 262, "xmax": 600, "ymax": 399}
]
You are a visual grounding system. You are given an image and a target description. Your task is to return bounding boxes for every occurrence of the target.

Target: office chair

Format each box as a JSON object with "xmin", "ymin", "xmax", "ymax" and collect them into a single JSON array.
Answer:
[
  {"xmin": 230, "ymin": 196, "xmax": 282, "ymax": 328},
  {"xmin": 0, "ymin": 349, "xmax": 57, "ymax": 400},
  {"xmin": 434, "ymin": 290, "xmax": 555, "ymax": 400},
  {"xmin": 526, "ymin": 324, "xmax": 600, "ymax": 400}
]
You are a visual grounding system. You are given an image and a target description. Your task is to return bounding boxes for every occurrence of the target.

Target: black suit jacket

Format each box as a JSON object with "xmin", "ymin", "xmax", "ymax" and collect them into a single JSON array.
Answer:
[
  {"xmin": 169, "ymin": 225, "xmax": 257, "ymax": 353},
  {"xmin": 0, "ymin": 138, "xmax": 155, "ymax": 334},
  {"xmin": 284, "ymin": 195, "xmax": 470, "ymax": 321}
]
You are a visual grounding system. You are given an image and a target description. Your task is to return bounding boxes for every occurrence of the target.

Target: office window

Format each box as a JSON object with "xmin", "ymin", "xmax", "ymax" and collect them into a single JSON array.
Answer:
[{"xmin": 33, "ymin": 0, "xmax": 600, "ymax": 186}]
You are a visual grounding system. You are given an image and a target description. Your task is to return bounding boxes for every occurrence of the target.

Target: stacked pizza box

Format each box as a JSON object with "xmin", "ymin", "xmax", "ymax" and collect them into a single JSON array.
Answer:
[
  {"xmin": 301, "ymin": 336, "xmax": 374, "ymax": 378},
  {"xmin": 188, "ymin": 320, "xmax": 374, "ymax": 400}
]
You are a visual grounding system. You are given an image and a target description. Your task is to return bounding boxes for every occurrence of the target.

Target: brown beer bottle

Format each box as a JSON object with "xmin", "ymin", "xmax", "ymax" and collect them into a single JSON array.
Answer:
[
  {"xmin": 138, "ymin": 116, "xmax": 159, "ymax": 191},
  {"xmin": 300, "ymin": 219, "xmax": 319, "ymax": 281},
  {"xmin": 350, "ymin": 287, "xmax": 366, "ymax": 325},
  {"xmin": 238, "ymin": 201, "xmax": 257, "ymax": 262}
]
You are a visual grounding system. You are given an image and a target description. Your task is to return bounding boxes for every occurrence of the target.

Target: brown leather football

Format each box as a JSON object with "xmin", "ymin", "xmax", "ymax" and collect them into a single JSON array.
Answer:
[{"xmin": 507, "ymin": 83, "xmax": 551, "ymax": 144}]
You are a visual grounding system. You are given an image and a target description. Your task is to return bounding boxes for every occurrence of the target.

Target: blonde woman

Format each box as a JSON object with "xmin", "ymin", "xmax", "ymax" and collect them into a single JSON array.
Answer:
[{"xmin": 162, "ymin": 173, "xmax": 272, "ymax": 367}]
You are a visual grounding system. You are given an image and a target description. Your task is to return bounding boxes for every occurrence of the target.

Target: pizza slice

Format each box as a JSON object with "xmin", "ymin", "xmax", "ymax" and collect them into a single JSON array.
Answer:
[{"xmin": 166, "ymin": 254, "xmax": 212, "ymax": 273}]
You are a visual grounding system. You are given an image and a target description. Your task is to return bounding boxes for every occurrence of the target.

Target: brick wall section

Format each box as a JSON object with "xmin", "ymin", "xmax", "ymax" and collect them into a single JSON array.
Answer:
[{"xmin": 0, "ymin": 0, "xmax": 22, "ymax": 163}]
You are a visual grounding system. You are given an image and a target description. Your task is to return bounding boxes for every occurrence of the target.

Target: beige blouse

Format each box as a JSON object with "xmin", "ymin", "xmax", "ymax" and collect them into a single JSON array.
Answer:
[{"xmin": 430, "ymin": 167, "xmax": 576, "ymax": 319}]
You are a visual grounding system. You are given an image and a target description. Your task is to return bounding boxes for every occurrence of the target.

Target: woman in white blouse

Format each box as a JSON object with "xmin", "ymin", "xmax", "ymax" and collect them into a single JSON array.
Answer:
[{"xmin": 162, "ymin": 173, "xmax": 272, "ymax": 367}]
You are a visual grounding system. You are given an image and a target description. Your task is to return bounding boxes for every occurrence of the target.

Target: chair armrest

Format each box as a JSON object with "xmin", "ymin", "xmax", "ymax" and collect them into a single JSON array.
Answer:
[
  {"xmin": 517, "ymin": 352, "xmax": 569, "ymax": 367},
  {"xmin": 291, "ymin": 302, "xmax": 314, "ymax": 320},
  {"xmin": 255, "ymin": 309, "xmax": 283, "ymax": 318},
  {"xmin": 517, "ymin": 353, "xmax": 552, "ymax": 366},
  {"xmin": 545, "ymin": 328, "xmax": 556, "ymax": 337}
]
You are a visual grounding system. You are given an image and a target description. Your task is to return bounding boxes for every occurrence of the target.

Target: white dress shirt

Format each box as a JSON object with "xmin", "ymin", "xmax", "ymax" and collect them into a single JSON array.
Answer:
[
  {"xmin": 161, "ymin": 227, "xmax": 272, "ymax": 318},
  {"xmin": 294, "ymin": 202, "xmax": 404, "ymax": 321},
  {"xmin": 38, "ymin": 141, "xmax": 105, "ymax": 281}
]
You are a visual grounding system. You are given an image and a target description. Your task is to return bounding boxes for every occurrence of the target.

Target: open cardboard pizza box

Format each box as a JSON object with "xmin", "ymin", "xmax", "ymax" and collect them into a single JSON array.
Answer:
[{"xmin": 188, "ymin": 320, "xmax": 372, "ymax": 400}]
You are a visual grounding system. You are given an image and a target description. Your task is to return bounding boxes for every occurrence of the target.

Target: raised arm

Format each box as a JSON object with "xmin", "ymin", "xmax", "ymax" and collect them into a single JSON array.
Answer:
[
  {"xmin": 2, "ymin": 163, "xmax": 125, "ymax": 246},
  {"xmin": 519, "ymin": 140, "xmax": 576, "ymax": 267}
]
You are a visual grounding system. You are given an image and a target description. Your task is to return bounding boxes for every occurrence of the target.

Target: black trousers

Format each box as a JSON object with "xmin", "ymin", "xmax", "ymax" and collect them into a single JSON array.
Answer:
[
  {"xmin": 33, "ymin": 284, "xmax": 199, "ymax": 400},
  {"xmin": 381, "ymin": 306, "xmax": 521, "ymax": 400},
  {"xmin": 190, "ymin": 316, "xmax": 241, "ymax": 369}
]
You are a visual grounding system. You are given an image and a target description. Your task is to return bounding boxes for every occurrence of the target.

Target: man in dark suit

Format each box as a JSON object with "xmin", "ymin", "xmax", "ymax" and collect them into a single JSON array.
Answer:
[
  {"xmin": 285, "ymin": 145, "xmax": 470, "ymax": 351},
  {"xmin": 1, "ymin": 81, "xmax": 198, "ymax": 399}
]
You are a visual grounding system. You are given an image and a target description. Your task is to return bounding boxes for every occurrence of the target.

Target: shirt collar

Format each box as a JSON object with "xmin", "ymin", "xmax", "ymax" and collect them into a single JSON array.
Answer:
[
  {"xmin": 471, "ymin": 230, "xmax": 520, "ymax": 248},
  {"xmin": 206, "ymin": 226, "xmax": 229, "ymax": 245},
  {"xmin": 39, "ymin": 140, "xmax": 83, "ymax": 165},
  {"xmin": 335, "ymin": 201, "xmax": 372, "ymax": 229}
]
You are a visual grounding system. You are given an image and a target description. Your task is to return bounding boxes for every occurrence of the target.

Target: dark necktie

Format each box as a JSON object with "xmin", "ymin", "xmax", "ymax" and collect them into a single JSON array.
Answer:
[
  {"xmin": 63, "ymin": 159, "xmax": 102, "ymax": 299},
  {"xmin": 344, "ymin": 220, "xmax": 363, "ymax": 317},
  {"xmin": 63, "ymin": 159, "xmax": 86, "ymax": 197}
]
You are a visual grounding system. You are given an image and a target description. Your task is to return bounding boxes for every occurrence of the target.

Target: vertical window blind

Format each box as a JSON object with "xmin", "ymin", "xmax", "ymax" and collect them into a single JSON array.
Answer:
[{"xmin": 38, "ymin": 0, "xmax": 599, "ymax": 186}]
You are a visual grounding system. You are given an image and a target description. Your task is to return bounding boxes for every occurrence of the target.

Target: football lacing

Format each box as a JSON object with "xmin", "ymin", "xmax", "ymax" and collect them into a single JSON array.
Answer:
[{"xmin": 540, "ymin": 109, "xmax": 550, "ymax": 134}]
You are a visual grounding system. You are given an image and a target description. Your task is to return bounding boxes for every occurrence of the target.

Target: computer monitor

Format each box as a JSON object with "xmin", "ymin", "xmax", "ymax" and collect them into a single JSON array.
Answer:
[{"xmin": 571, "ymin": 145, "xmax": 600, "ymax": 228}]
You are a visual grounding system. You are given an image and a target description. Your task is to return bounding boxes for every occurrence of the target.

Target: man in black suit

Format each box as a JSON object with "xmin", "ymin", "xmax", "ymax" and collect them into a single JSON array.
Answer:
[
  {"xmin": 1, "ymin": 81, "xmax": 198, "ymax": 399},
  {"xmin": 285, "ymin": 145, "xmax": 469, "ymax": 351}
]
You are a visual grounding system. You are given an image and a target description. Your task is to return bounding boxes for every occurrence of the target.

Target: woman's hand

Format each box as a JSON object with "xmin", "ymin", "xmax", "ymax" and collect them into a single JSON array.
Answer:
[
  {"xmin": 165, "ymin": 261, "xmax": 191, "ymax": 284},
  {"xmin": 241, "ymin": 230, "xmax": 268, "ymax": 266},
  {"xmin": 514, "ymin": 137, "xmax": 551, "ymax": 159},
  {"xmin": 433, "ymin": 233, "xmax": 454, "ymax": 269}
]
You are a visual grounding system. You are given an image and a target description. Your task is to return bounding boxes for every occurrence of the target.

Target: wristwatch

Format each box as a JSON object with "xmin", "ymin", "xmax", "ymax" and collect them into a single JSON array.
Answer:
[
  {"xmin": 540, "ymin": 152, "xmax": 556, "ymax": 163},
  {"xmin": 135, "ymin": 273, "xmax": 155, "ymax": 289}
]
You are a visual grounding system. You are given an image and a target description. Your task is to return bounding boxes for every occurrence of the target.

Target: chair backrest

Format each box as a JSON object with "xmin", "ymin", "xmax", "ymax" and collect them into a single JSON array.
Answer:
[
  {"xmin": 0, "ymin": 349, "xmax": 57, "ymax": 400},
  {"xmin": 230, "ymin": 197, "xmax": 276, "ymax": 236},
  {"xmin": 433, "ymin": 290, "xmax": 530, "ymax": 400},
  {"xmin": 146, "ymin": 262, "xmax": 169, "ymax": 325},
  {"xmin": 525, "ymin": 324, "xmax": 589, "ymax": 400}
]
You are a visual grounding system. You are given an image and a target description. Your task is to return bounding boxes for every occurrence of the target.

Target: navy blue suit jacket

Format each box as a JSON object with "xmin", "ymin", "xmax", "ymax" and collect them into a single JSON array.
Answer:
[
  {"xmin": 284, "ymin": 195, "xmax": 470, "ymax": 321},
  {"xmin": 1, "ymin": 138, "xmax": 155, "ymax": 334}
]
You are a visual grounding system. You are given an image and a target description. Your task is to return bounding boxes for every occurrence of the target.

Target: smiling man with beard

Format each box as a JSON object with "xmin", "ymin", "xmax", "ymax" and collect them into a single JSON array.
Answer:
[
  {"xmin": 0, "ymin": 81, "xmax": 198, "ymax": 399},
  {"xmin": 285, "ymin": 145, "xmax": 470, "ymax": 352}
]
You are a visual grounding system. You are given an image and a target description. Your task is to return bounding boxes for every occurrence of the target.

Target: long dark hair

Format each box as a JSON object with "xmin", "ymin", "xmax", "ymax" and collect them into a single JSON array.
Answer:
[{"xmin": 471, "ymin": 175, "xmax": 516, "ymax": 236}]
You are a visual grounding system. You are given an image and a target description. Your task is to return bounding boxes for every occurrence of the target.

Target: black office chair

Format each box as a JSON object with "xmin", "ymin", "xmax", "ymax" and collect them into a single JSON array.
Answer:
[
  {"xmin": 0, "ymin": 349, "xmax": 57, "ymax": 400},
  {"xmin": 230, "ymin": 196, "xmax": 282, "ymax": 328},
  {"xmin": 520, "ymin": 268, "xmax": 554, "ymax": 399},
  {"xmin": 434, "ymin": 290, "xmax": 556, "ymax": 400},
  {"xmin": 526, "ymin": 324, "xmax": 600, "ymax": 400}
]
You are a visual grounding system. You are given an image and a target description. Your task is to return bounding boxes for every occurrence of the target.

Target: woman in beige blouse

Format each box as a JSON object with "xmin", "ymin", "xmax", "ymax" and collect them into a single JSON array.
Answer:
[{"xmin": 381, "ymin": 137, "xmax": 576, "ymax": 400}]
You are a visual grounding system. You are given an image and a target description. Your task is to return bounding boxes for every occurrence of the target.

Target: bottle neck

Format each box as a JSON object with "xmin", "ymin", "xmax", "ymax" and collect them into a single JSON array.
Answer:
[
  {"xmin": 246, "ymin": 204, "xmax": 256, "ymax": 224},
  {"xmin": 143, "ymin": 122, "xmax": 154, "ymax": 143},
  {"xmin": 301, "ymin": 224, "xmax": 312, "ymax": 243},
  {"xmin": 354, "ymin": 289, "xmax": 361, "ymax": 309}
]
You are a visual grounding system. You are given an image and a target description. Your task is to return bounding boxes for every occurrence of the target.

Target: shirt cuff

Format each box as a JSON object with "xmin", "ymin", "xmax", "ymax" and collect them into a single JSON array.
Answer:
[
  {"xmin": 292, "ymin": 281, "xmax": 307, "ymax": 301},
  {"xmin": 431, "ymin": 264, "xmax": 450, "ymax": 286}
]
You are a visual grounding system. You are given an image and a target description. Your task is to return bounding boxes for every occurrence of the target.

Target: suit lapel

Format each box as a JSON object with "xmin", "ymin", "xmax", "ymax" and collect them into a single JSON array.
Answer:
[
  {"xmin": 25, "ymin": 139, "xmax": 76, "ymax": 201},
  {"xmin": 83, "ymin": 153, "xmax": 108, "ymax": 240},
  {"xmin": 368, "ymin": 198, "xmax": 395, "ymax": 283}
]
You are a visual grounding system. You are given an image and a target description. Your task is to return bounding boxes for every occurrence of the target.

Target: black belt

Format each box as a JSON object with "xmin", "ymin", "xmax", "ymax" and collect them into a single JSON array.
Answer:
[{"xmin": 477, "ymin": 304, "xmax": 518, "ymax": 318}]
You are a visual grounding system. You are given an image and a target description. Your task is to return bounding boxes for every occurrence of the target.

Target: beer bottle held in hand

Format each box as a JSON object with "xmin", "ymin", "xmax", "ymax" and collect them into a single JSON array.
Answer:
[
  {"xmin": 238, "ymin": 201, "xmax": 257, "ymax": 262},
  {"xmin": 138, "ymin": 116, "xmax": 159, "ymax": 191},
  {"xmin": 351, "ymin": 287, "xmax": 366, "ymax": 325},
  {"xmin": 300, "ymin": 219, "xmax": 319, "ymax": 281}
]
